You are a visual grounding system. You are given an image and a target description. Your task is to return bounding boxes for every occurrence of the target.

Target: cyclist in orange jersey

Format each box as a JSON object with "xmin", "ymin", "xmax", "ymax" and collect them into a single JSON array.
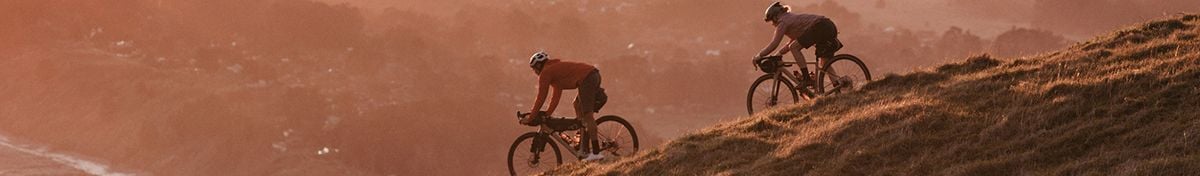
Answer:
[{"xmin": 522, "ymin": 51, "xmax": 606, "ymax": 161}]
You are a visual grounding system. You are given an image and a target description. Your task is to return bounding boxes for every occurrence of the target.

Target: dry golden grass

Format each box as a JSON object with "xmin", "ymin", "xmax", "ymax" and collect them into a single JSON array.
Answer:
[{"xmin": 545, "ymin": 14, "xmax": 1200, "ymax": 175}]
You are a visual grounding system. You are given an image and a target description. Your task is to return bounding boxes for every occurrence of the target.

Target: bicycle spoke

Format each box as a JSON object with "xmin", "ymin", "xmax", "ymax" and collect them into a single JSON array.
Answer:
[
  {"xmin": 765, "ymin": 81, "xmax": 784, "ymax": 107},
  {"xmin": 605, "ymin": 126, "xmax": 625, "ymax": 141},
  {"xmin": 750, "ymin": 74, "xmax": 800, "ymax": 114},
  {"xmin": 595, "ymin": 122, "xmax": 634, "ymax": 156},
  {"xmin": 518, "ymin": 144, "xmax": 542, "ymax": 165},
  {"xmin": 510, "ymin": 135, "xmax": 557, "ymax": 175},
  {"xmin": 823, "ymin": 57, "xmax": 871, "ymax": 94},
  {"xmin": 756, "ymin": 79, "xmax": 779, "ymax": 108}
]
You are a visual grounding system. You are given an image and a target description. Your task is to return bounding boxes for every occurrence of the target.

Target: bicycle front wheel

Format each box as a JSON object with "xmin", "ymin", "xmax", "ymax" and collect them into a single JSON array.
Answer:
[
  {"xmin": 817, "ymin": 54, "xmax": 872, "ymax": 94},
  {"xmin": 508, "ymin": 132, "xmax": 562, "ymax": 176},
  {"xmin": 747, "ymin": 74, "xmax": 800, "ymax": 115},
  {"xmin": 595, "ymin": 115, "xmax": 639, "ymax": 157}
]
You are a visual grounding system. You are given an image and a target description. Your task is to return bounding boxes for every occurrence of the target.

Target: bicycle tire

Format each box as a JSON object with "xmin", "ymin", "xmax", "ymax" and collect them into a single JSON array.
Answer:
[
  {"xmin": 747, "ymin": 74, "xmax": 800, "ymax": 115},
  {"xmin": 817, "ymin": 54, "xmax": 871, "ymax": 94},
  {"xmin": 594, "ymin": 115, "xmax": 639, "ymax": 157},
  {"xmin": 507, "ymin": 132, "xmax": 562, "ymax": 176}
]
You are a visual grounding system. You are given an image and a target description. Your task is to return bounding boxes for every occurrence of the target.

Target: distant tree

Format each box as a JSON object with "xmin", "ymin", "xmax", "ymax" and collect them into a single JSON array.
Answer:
[
  {"xmin": 992, "ymin": 27, "xmax": 1069, "ymax": 57},
  {"xmin": 934, "ymin": 26, "xmax": 986, "ymax": 59}
]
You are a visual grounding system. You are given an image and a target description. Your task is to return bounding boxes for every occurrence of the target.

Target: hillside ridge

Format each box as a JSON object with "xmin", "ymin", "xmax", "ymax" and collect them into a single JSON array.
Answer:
[{"xmin": 547, "ymin": 14, "xmax": 1200, "ymax": 175}]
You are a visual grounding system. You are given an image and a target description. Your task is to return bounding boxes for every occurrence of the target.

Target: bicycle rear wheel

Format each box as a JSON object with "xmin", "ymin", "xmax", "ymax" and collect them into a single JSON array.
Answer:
[
  {"xmin": 817, "ymin": 54, "xmax": 871, "ymax": 94},
  {"xmin": 595, "ymin": 115, "xmax": 639, "ymax": 157},
  {"xmin": 747, "ymin": 74, "xmax": 800, "ymax": 115},
  {"xmin": 508, "ymin": 132, "xmax": 562, "ymax": 175}
]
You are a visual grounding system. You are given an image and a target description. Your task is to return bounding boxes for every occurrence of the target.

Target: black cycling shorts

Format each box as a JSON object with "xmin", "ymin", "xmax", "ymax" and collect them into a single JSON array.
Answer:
[{"xmin": 797, "ymin": 19, "xmax": 842, "ymax": 58}]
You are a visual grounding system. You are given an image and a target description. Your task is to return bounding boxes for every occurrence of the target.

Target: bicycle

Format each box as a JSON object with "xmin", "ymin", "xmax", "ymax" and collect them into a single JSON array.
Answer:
[
  {"xmin": 507, "ymin": 111, "xmax": 639, "ymax": 175},
  {"xmin": 747, "ymin": 54, "xmax": 872, "ymax": 114}
]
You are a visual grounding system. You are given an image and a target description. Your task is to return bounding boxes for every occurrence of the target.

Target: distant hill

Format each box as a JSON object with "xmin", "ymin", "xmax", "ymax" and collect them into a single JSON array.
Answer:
[{"xmin": 548, "ymin": 14, "xmax": 1200, "ymax": 175}]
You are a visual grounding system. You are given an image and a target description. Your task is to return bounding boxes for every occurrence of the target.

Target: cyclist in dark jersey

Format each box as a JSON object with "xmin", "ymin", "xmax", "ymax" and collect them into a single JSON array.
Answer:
[{"xmin": 755, "ymin": 2, "xmax": 851, "ymax": 87}]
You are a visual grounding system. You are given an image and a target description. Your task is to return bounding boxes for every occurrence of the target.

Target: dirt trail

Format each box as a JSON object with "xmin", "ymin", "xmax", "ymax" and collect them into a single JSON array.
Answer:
[
  {"xmin": 0, "ymin": 136, "xmax": 117, "ymax": 176},
  {"xmin": 0, "ymin": 147, "xmax": 86, "ymax": 175}
]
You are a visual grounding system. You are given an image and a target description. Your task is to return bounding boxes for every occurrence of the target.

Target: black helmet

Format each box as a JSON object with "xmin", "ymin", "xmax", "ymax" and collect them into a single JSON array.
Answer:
[{"xmin": 764, "ymin": 2, "xmax": 788, "ymax": 22}]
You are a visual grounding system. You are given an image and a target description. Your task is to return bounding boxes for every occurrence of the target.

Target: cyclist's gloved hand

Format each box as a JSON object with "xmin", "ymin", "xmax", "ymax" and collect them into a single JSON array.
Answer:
[
  {"xmin": 519, "ymin": 112, "xmax": 538, "ymax": 125},
  {"xmin": 752, "ymin": 56, "xmax": 764, "ymax": 69}
]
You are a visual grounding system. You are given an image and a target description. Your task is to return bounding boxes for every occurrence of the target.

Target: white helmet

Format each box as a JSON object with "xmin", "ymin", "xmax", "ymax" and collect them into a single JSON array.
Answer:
[
  {"xmin": 764, "ymin": 2, "xmax": 788, "ymax": 22},
  {"xmin": 529, "ymin": 51, "xmax": 549, "ymax": 67}
]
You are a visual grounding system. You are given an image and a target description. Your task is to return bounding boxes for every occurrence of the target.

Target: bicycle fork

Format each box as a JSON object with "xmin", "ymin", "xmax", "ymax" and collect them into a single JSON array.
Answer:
[
  {"xmin": 527, "ymin": 134, "xmax": 548, "ymax": 165},
  {"xmin": 769, "ymin": 76, "xmax": 782, "ymax": 106}
]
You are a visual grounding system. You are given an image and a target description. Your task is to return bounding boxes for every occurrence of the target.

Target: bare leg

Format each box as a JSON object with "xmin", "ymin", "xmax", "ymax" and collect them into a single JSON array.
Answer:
[
  {"xmin": 817, "ymin": 39, "xmax": 851, "ymax": 88},
  {"xmin": 575, "ymin": 70, "xmax": 602, "ymax": 156},
  {"xmin": 817, "ymin": 37, "xmax": 845, "ymax": 81},
  {"xmin": 821, "ymin": 56, "xmax": 840, "ymax": 78},
  {"xmin": 788, "ymin": 42, "xmax": 812, "ymax": 82},
  {"xmin": 580, "ymin": 112, "xmax": 598, "ymax": 154},
  {"xmin": 573, "ymin": 97, "xmax": 596, "ymax": 156}
]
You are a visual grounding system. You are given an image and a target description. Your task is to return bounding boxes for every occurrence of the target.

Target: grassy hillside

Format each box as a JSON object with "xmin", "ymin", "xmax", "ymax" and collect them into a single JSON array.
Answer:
[{"xmin": 547, "ymin": 14, "xmax": 1200, "ymax": 175}]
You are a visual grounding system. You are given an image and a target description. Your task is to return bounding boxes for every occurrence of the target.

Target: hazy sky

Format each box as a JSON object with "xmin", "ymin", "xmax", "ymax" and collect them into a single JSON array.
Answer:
[{"xmin": 0, "ymin": 0, "xmax": 1195, "ymax": 175}]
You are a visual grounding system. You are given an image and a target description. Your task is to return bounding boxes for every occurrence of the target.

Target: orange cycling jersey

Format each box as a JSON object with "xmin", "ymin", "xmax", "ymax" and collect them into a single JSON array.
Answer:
[{"xmin": 530, "ymin": 59, "xmax": 597, "ymax": 115}]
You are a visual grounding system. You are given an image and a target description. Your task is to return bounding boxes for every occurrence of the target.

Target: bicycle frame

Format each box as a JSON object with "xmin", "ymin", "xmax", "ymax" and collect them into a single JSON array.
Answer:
[
  {"xmin": 514, "ymin": 111, "xmax": 637, "ymax": 167},
  {"xmin": 750, "ymin": 53, "xmax": 870, "ymax": 114},
  {"xmin": 510, "ymin": 112, "xmax": 641, "ymax": 176},
  {"xmin": 772, "ymin": 61, "xmax": 821, "ymax": 92},
  {"xmin": 519, "ymin": 112, "xmax": 594, "ymax": 159},
  {"xmin": 537, "ymin": 127, "xmax": 587, "ymax": 158}
]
